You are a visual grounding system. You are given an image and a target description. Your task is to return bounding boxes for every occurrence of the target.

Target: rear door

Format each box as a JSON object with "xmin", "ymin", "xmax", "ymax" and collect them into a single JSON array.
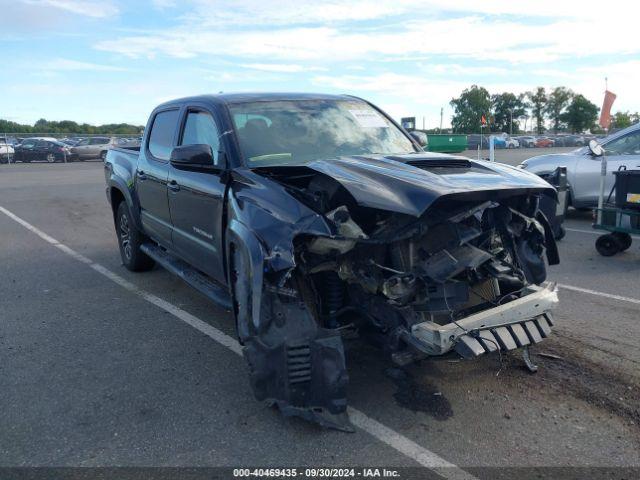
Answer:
[
  {"xmin": 34, "ymin": 140, "xmax": 50, "ymax": 161},
  {"xmin": 574, "ymin": 130, "xmax": 640, "ymax": 205},
  {"xmin": 168, "ymin": 107, "xmax": 227, "ymax": 283},
  {"xmin": 137, "ymin": 108, "xmax": 180, "ymax": 247}
]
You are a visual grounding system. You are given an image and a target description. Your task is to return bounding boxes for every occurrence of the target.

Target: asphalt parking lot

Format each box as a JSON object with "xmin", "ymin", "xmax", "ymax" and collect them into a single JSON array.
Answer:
[{"xmin": 1, "ymin": 154, "xmax": 639, "ymax": 478}]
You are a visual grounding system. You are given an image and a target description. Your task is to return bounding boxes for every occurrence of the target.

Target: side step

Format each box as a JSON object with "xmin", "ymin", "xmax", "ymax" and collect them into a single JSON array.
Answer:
[{"xmin": 140, "ymin": 243, "xmax": 232, "ymax": 311}]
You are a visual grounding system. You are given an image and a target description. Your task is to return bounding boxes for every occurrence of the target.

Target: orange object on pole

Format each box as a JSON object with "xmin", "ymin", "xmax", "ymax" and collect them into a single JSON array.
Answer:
[
  {"xmin": 481, "ymin": 114, "xmax": 486, "ymax": 126},
  {"xmin": 599, "ymin": 90, "xmax": 617, "ymax": 129}
]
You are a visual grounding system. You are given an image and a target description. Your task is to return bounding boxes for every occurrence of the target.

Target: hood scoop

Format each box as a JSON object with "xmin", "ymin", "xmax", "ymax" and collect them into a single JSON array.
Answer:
[{"xmin": 402, "ymin": 157, "xmax": 471, "ymax": 169}]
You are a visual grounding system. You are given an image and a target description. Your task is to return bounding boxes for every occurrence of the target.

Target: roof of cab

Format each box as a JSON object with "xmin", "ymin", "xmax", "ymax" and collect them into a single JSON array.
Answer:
[{"xmin": 155, "ymin": 92, "xmax": 358, "ymax": 109}]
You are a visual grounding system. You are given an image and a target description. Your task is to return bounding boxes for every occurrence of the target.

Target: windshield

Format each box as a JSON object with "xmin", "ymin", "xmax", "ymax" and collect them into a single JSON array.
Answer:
[{"xmin": 229, "ymin": 99, "xmax": 416, "ymax": 167}]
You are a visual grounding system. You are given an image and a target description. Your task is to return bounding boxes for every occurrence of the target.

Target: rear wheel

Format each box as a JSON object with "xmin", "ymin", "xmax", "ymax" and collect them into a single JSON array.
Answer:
[
  {"xmin": 115, "ymin": 201, "xmax": 155, "ymax": 271},
  {"xmin": 100, "ymin": 150, "xmax": 107, "ymax": 161},
  {"xmin": 46, "ymin": 153, "xmax": 55, "ymax": 163},
  {"xmin": 595, "ymin": 234, "xmax": 622, "ymax": 256},
  {"xmin": 612, "ymin": 232, "xmax": 632, "ymax": 251}
]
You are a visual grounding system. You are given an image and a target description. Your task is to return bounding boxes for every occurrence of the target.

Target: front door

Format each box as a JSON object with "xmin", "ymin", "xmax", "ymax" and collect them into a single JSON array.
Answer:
[
  {"xmin": 168, "ymin": 108, "xmax": 227, "ymax": 283},
  {"xmin": 137, "ymin": 108, "xmax": 181, "ymax": 247}
]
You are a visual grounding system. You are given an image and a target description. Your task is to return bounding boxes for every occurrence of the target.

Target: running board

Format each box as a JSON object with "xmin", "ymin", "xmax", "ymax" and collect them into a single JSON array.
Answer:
[{"xmin": 140, "ymin": 243, "xmax": 232, "ymax": 311}]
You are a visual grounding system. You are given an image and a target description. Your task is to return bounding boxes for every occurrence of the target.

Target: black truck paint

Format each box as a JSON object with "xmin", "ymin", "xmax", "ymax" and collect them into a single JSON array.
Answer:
[{"xmin": 105, "ymin": 93, "xmax": 560, "ymax": 431}]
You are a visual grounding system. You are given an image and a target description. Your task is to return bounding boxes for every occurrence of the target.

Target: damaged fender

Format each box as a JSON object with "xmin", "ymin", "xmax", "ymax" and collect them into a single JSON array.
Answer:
[{"xmin": 226, "ymin": 170, "xmax": 352, "ymax": 430}]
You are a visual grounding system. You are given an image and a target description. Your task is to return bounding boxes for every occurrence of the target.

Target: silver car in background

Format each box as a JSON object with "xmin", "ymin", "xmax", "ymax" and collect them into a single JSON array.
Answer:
[
  {"xmin": 70, "ymin": 136, "xmax": 117, "ymax": 161},
  {"xmin": 519, "ymin": 123, "xmax": 640, "ymax": 208}
]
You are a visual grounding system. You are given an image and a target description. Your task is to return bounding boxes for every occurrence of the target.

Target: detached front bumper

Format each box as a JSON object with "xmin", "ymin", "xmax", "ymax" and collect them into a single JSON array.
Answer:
[{"xmin": 410, "ymin": 283, "xmax": 559, "ymax": 358}]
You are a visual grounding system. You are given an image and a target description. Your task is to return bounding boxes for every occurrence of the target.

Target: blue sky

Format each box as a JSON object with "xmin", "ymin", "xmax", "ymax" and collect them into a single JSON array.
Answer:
[{"xmin": 1, "ymin": 0, "xmax": 639, "ymax": 128}]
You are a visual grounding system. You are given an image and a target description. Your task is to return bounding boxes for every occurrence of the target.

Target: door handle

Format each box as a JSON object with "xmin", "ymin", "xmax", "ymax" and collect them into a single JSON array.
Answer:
[
  {"xmin": 168, "ymin": 180, "xmax": 180, "ymax": 192},
  {"xmin": 137, "ymin": 171, "xmax": 147, "ymax": 181}
]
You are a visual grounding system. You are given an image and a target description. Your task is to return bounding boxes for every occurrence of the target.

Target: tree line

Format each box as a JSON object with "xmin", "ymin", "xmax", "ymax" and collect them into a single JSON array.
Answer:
[
  {"xmin": 450, "ymin": 85, "xmax": 639, "ymax": 135},
  {"xmin": 0, "ymin": 118, "xmax": 144, "ymax": 135}
]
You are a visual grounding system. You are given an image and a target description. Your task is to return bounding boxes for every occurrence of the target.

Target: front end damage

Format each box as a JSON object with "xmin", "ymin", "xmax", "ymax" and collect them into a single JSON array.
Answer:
[{"xmin": 230, "ymin": 155, "xmax": 560, "ymax": 431}]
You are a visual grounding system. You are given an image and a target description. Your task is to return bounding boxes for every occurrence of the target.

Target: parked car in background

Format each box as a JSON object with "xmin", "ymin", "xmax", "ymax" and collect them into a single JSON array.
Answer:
[
  {"xmin": 535, "ymin": 137, "xmax": 555, "ymax": 148},
  {"xmin": 0, "ymin": 136, "xmax": 19, "ymax": 147},
  {"xmin": 0, "ymin": 142, "xmax": 15, "ymax": 164},
  {"xmin": 563, "ymin": 135, "xmax": 586, "ymax": 147},
  {"xmin": 466, "ymin": 134, "xmax": 489, "ymax": 150},
  {"xmin": 70, "ymin": 136, "xmax": 116, "ymax": 161},
  {"xmin": 519, "ymin": 123, "xmax": 640, "ymax": 208},
  {"xmin": 60, "ymin": 137, "xmax": 81, "ymax": 146},
  {"xmin": 495, "ymin": 133, "xmax": 519, "ymax": 148},
  {"xmin": 13, "ymin": 138, "xmax": 71, "ymax": 163},
  {"xmin": 516, "ymin": 136, "xmax": 536, "ymax": 147}
]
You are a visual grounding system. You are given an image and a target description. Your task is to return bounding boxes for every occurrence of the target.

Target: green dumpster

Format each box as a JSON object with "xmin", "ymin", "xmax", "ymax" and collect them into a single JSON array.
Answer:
[{"xmin": 426, "ymin": 134, "xmax": 467, "ymax": 153}]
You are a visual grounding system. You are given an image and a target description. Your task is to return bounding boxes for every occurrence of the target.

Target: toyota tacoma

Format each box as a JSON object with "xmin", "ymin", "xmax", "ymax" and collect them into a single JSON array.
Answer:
[{"xmin": 104, "ymin": 93, "xmax": 560, "ymax": 431}]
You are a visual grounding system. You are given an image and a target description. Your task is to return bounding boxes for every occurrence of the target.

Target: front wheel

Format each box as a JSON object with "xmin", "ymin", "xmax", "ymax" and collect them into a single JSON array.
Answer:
[{"xmin": 115, "ymin": 202, "xmax": 155, "ymax": 271}]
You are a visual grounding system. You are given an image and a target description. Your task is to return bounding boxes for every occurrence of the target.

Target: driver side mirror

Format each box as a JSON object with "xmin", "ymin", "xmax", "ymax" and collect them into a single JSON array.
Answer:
[
  {"xmin": 170, "ymin": 144, "xmax": 214, "ymax": 167},
  {"xmin": 588, "ymin": 139, "xmax": 604, "ymax": 157}
]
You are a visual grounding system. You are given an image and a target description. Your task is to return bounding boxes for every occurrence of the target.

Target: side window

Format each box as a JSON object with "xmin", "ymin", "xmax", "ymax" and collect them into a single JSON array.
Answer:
[
  {"xmin": 605, "ymin": 131, "xmax": 640, "ymax": 155},
  {"xmin": 148, "ymin": 109, "xmax": 180, "ymax": 161},
  {"xmin": 91, "ymin": 138, "xmax": 106, "ymax": 145},
  {"xmin": 35, "ymin": 140, "xmax": 47, "ymax": 148},
  {"xmin": 180, "ymin": 110, "xmax": 221, "ymax": 165},
  {"xmin": 22, "ymin": 140, "xmax": 35, "ymax": 148}
]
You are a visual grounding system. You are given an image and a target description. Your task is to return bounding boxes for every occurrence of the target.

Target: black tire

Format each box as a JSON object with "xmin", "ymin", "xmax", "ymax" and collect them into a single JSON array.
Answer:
[
  {"xmin": 595, "ymin": 234, "xmax": 622, "ymax": 257},
  {"xmin": 612, "ymin": 232, "xmax": 632, "ymax": 251},
  {"xmin": 115, "ymin": 201, "xmax": 155, "ymax": 271},
  {"xmin": 100, "ymin": 151, "xmax": 107, "ymax": 161},
  {"xmin": 555, "ymin": 226, "xmax": 566, "ymax": 240}
]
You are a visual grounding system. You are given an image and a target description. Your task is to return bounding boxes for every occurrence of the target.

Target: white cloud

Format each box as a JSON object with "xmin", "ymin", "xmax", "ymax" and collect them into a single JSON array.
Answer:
[
  {"xmin": 44, "ymin": 58, "xmax": 126, "ymax": 71},
  {"xmin": 23, "ymin": 0, "xmax": 119, "ymax": 17},
  {"xmin": 241, "ymin": 63, "xmax": 326, "ymax": 73}
]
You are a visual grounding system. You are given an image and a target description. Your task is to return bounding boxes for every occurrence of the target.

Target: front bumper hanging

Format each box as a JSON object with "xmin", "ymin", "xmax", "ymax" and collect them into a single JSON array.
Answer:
[{"xmin": 410, "ymin": 283, "xmax": 559, "ymax": 358}]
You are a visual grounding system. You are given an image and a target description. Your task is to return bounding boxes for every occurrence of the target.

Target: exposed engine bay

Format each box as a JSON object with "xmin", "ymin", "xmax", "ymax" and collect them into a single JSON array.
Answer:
[{"xmin": 237, "ymin": 156, "xmax": 560, "ymax": 432}]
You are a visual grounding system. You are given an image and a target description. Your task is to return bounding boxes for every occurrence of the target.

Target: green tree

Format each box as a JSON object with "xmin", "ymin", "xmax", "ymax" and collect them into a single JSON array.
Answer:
[
  {"xmin": 0, "ymin": 118, "xmax": 143, "ymax": 135},
  {"xmin": 545, "ymin": 87, "xmax": 573, "ymax": 133},
  {"xmin": 610, "ymin": 111, "xmax": 640, "ymax": 129},
  {"xmin": 490, "ymin": 92, "xmax": 527, "ymax": 134},
  {"xmin": 526, "ymin": 87, "xmax": 547, "ymax": 134},
  {"xmin": 561, "ymin": 94, "xmax": 599, "ymax": 133},
  {"xmin": 450, "ymin": 85, "xmax": 492, "ymax": 133}
]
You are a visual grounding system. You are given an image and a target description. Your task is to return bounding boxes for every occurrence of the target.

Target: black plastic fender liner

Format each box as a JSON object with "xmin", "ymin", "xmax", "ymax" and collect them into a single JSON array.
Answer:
[
  {"xmin": 536, "ymin": 210, "xmax": 560, "ymax": 266},
  {"xmin": 242, "ymin": 299, "xmax": 350, "ymax": 431}
]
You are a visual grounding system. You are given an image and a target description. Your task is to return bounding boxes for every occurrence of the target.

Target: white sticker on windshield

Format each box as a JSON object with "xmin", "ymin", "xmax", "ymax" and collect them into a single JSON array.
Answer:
[{"xmin": 348, "ymin": 109, "xmax": 388, "ymax": 128}]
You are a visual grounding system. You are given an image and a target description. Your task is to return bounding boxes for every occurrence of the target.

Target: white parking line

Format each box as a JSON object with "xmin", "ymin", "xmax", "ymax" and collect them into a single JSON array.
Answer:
[
  {"xmin": 0, "ymin": 205, "xmax": 476, "ymax": 480},
  {"xmin": 558, "ymin": 283, "xmax": 640, "ymax": 305}
]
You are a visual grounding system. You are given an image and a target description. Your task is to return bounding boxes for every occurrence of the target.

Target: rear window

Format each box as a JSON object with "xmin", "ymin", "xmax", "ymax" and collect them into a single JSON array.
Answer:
[{"xmin": 148, "ymin": 109, "xmax": 180, "ymax": 160}]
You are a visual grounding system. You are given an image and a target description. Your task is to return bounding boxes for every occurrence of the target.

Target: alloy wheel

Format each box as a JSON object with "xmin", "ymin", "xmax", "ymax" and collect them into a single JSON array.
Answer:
[{"xmin": 119, "ymin": 213, "xmax": 132, "ymax": 260}]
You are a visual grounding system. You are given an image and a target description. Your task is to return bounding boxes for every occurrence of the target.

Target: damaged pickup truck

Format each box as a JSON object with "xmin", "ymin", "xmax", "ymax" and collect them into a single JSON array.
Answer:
[{"xmin": 104, "ymin": 93, "xmax": 560, "ymax": 431}]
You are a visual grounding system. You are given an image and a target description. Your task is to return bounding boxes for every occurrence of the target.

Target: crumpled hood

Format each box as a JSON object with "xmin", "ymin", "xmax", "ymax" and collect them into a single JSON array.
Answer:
[{"xmin": 303, "ymin": 154, "xmax": 555, "ymax": 217}]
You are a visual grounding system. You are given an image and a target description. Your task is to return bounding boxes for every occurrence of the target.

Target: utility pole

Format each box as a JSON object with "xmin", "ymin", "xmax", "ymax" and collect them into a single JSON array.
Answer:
[{"xmin": 439, "ymin": 107, "xmax": 443, "ymax": 133}]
